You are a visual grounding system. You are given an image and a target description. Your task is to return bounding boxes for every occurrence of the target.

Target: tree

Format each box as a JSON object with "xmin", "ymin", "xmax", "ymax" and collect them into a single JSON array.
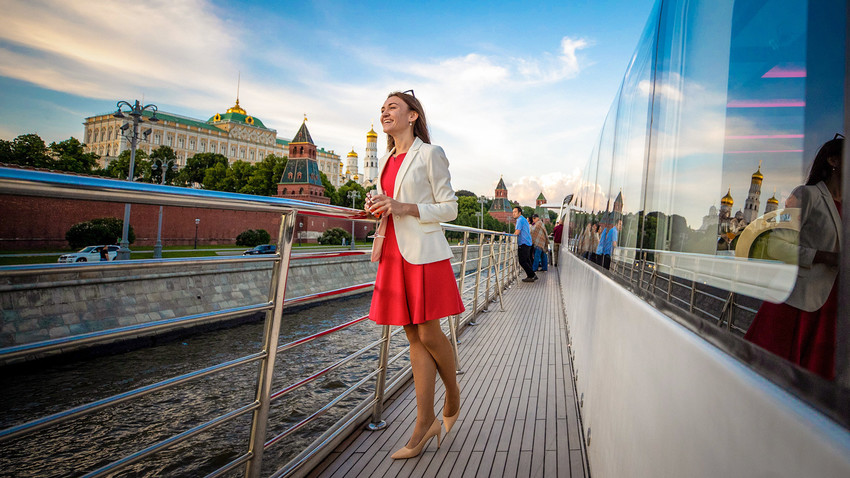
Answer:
[
  {"xmin": 336, "ymin": 180, "xmax": 367, "ymax": 209},
  {"xmin": 181, "ymin": 152, "xmax": 228, "ymax": 186},
  {"xmin": 235, "ymin": 229, "xmax": 271, "ymax": 246},
  {"xmin": 456, "ymin": 189, "xmax": 477, "ymax": 198},
  {"xmin": 457, "ymin": 196, "xmax": 479, "ymax": 218},
  {"xmin": 0, "ymin": 134, "xmax": 53, "ymax": 168},
  {"xmin": 148, "ymin": 146, "xmax": 178, "ymax": 185},
  {"xmin": 243, "ymin": 154, "xmax": 287, "ymax": 196},
  {"xmin": 319, "ymin": 171, "xmax": 338, "ymax": 204},
  {"xmin": 522, "ymin": 206, "xmax": 535, "ymax": 218},
  {"xmin": 49, "ymin": 137, "xmax": 100, "ymax": 173},
  {"xmin": 105, "ymin": 148, "xmax": 149, "ymax": 180},
  {"xmin": 318, "ymin": 227, "xmax": 351, "ymax": 245},
  {"xmin": 66, "ymin": 217, "xmax": 134, "ymax": 249}
]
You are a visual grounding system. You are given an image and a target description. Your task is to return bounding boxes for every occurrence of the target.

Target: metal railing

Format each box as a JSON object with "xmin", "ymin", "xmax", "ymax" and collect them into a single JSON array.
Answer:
[
  {"xmin": 569, "ymin": 243, "xmax": 758, "ymax": 335},
  {"xmin": 0, "ymin": 166, "xmax": 518, "ymax": 478}
]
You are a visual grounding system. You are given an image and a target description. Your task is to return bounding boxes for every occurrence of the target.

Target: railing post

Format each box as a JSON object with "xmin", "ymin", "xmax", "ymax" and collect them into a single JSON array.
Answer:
[
  {"xmin": 245, "ymin": 210, "xmax": 297, "ymax": 478},
  {"xmin": 450, "ymin": 231, "xmax": 470, "ymax": 373},
  {"xmin": 490, "ymin": 235, "xmax": 506, "ymax": 312},
  {"xmin": 470, "ymin": 233, "xmax": 486, "ymax": 324},
  {"xmin": 367, "ymin": 324, "xmax": 392, "ymax": 430},
  {"xmin": 483, "ymin": 234, "xmax": 496, "ymax": 306},
  {"xmin": 689, "ymin": 279, "xmax": 697, "ymax": 313}
]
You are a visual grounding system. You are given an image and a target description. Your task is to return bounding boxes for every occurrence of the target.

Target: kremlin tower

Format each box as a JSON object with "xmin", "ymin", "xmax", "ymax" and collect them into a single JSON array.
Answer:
[
  {"xmin": 344, "ymin": 148, "xmax": 359, "ymax": 184},
  {"xmin": 488, "ymin": 176, "xmax": 513, "ymax": 224},
  {"xmin": 765, "ymin": 189, "xmax": 779, "ymax": 214},
  {"xmin": 363, "ymin": 126, "xmax": 379, "ymax": 187},
  {"xmin": 277, "ymin": 119, "xmax": 330, "ymax": 204}
]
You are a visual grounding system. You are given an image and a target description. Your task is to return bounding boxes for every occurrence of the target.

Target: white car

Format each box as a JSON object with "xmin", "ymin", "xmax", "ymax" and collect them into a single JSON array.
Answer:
[{"xmin": 57, "ymin": 245, "xmax": 120, "ymax": 263}]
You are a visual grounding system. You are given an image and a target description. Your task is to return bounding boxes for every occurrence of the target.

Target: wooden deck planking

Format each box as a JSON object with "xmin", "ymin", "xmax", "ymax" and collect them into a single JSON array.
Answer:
[{"xmin": 309, "ymin": 270, "xmax": 587, "ymax": 477}]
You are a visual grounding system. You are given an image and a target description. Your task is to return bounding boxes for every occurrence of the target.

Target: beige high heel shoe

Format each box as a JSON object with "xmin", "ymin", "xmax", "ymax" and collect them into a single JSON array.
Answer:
[
  {"xmin": 443, "ymin": 405, "xmax": 460, "ymax": 435},
  {"xmin": 390, "ymin": 418, "xmax": 442, "ymax": 459}
]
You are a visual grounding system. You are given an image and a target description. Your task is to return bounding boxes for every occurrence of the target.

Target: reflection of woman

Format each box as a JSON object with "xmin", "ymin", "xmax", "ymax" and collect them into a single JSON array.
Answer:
[
  {"xmin": 365, "ymin": 91, "xmax": 464, "ymax": 459},
  {"xmin": 744, "ymin": 136, "xmax": 843, "ymax": 380}
]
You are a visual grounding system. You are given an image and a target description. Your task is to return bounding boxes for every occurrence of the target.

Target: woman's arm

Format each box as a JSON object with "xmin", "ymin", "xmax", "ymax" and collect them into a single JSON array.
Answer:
[{"xmin": 417, "ymin": 145, "xmax": 458, "ymax": 224}]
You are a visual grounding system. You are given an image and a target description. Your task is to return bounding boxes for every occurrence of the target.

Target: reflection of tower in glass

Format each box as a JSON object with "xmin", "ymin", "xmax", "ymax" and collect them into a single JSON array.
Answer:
[
  {"xmin": 765, "ymin": 188, "xmax": 779, "ymax": 214},
  {"xmin": 719, "ymin": 187, "xmax": 734, "ymax": 235},
  {"xmin": 613, "ymin": 190, "xmax": 623, "ymax": 219},
  {"xmin": 743, "ymin": 161, "xmax": 763, "ymax": 223}
]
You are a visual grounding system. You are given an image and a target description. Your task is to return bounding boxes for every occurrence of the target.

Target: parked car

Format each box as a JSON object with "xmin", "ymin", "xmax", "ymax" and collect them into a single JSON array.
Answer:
[
  {"xmin": 242, "ymin": 244, "xmax": 277, "ymax": 255},
  {"xmin": 57, "ymin": 245, "xmax": 119, "ymax": 263}
]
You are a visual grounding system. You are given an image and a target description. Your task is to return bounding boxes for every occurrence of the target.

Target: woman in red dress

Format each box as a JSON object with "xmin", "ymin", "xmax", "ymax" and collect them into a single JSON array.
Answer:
[
  {"xmin": 744, "ymin": 135, "xmax": 843, "ymax": 380},
  {"xmin": 365, "ymin": 91, "xmax": 465, "ymax": 459}
]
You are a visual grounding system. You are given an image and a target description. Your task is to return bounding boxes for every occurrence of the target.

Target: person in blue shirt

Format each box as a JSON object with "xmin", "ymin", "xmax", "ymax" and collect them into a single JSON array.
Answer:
[
  {"xmin": 598, "ymin": 218, "xmax": 620, "ymax": 269},
  {"xmin": 512, "ymin": 206, "xmax": 537, "ymax": 282}
]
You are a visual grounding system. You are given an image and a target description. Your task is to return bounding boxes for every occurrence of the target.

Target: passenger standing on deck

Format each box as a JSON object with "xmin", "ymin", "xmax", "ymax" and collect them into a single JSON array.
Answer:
[
  {"xmin": 365, "ymin": 90, "xmax": 464, "ymax": 459},
  {"xmin": 744, "ymin": 135, "xmax": 843, "ymax": 380},
  {"xmin": 531, "ymin": 214, "xmax": 549, "ymax": 272},
  {"xmin": 553, "ymin": 219, "xmax": 564, "ymax": 266},
  {"xmin": 512, "ymin": 206, "xmax": 537, "ymax": 282},
  {"xmin": 595, "ymin": 217, "xmax": 611, "ymax": 267}
]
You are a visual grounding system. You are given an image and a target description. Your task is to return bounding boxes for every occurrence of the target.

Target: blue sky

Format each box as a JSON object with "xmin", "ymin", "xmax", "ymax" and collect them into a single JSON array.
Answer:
[{"xmin": 0, "ymin": 0, "xmax": 655, "ymax": 206}]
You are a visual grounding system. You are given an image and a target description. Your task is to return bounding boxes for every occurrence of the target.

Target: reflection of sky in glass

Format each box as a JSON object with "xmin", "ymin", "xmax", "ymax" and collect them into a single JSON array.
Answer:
[{"xmin": 720, "ymin": 0, "xmax": 807, "ymax": 216}]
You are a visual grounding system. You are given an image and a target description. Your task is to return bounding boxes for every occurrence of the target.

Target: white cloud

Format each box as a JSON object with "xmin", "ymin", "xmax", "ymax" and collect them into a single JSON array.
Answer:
[{"xmin": 0, "ymin": 1, "xmax": 604, "ymax": 207}]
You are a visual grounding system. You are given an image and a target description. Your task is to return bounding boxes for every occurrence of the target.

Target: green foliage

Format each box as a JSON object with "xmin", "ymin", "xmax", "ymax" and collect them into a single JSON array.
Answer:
[
  {"xmin": 146, "ymin": 146, "xmax": 179, "ymax": 184},
  {"xmin": 522, "ymin": 206, "xmax": 535, "ymax": 218},
  {"xmin": 0, "ymin": 134, "xmax": 101, "ymax": 174},
  {"xmin": 336, "ymin": 180, "xmax": 367, "ymax": 209},
  {"xmin": 318, "ymin": 227, "xmax": 351, "ymax": 245},
  {"xmin": 49, "ymin": 137, "xmax": 100, "ymax": 173},
  {"xmin": 106, "ymin": 148, "xmax": 149, "ymax": 180},
  {"xmin": 235, "ymin": 229, "xmax": 271, "ymax": 247},
  {"xmin": 181, "ymin": 152, "xmax": 228, "ymax": 186},
  {"xmin": 65, "ymin": 217, "xmax": 134, "ymax": 249},
  {"xmin": 319, "ymin": 171, "xmax": 337, "ymax": 203},
  {"xmin": 242, "ymin": 154, "xmax": 287, "ymax": 196},
  {"xmin": 455, "ymin": 189, "xmax": 476, "ymax": 197}
]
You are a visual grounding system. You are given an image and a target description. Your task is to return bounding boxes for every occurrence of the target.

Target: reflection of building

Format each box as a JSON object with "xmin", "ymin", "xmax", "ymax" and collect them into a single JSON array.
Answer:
[
  {"xmin": 489, "ymin": 176, "xmax": 512, "ymax": 224},
  {"xmin": 718, "ymin": 187, "xmax": 735, "ymax": 241},
  {"xmin": 765, "ymin": 189, "xmax": 779, "ymax": 214},
  {"xmin": 84, "ymin": 99, "xmax": 343, "ymax": 186},
  {"xmin": 612, "ymin": 190, "xmax": 623, "ymax": 219},
  {"xmin": 699, "ymin": 205, "xmax": 718, "ymax": 232},
  {"xmin": 276, "ymin": 120, "xmax": 330, "ymax": 204},
  {"xmin": 743, "ymin": 161, "xmax": 764, "ymax": 224}
]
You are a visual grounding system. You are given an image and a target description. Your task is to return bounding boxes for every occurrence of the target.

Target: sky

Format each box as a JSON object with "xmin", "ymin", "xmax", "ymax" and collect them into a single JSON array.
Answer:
[{"xmin": 0, "ymin": 0, "xmax": 656, "ymax": 207}]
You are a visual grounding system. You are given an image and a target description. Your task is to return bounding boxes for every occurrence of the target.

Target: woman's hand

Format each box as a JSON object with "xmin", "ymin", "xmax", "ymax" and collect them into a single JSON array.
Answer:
[{"xmin": 368, "ymin": 193, "xmax": 419, "ymax": 218}]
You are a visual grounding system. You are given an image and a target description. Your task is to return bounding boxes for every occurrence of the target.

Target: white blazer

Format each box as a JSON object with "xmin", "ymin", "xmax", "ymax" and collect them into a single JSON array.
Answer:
[
  {"xmin": 770, "ymin": 181, "xmax": 842, "ymax": 311},
  {"xmin": 371, "ymin": 137, "xmax": 458, "ymax": 265}
]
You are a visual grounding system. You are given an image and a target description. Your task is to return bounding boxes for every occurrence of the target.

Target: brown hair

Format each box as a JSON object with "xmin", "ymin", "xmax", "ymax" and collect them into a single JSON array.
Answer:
[{"xmin": 386, "ymin": 91, "xmax": 430, "ymax": 151}]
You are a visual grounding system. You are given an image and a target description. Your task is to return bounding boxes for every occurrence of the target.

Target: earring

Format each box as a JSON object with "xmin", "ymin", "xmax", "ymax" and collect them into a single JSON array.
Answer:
[{"xmin": 409, "ymin": 121, "xmax": 413, "ymax": 126}]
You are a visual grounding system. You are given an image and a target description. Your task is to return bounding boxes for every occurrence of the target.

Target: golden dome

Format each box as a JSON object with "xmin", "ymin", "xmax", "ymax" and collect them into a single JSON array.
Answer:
[
  {"xmin": 226, "ymin": 99, "xmax": 247, "ymax": 115},
  {"xmin": 353, "ymin": 174, "xmax": 359, "ymax": 180},
  {"xmin": 347, "ymin": 148, "xmax": 358, "ymax": 157},
  {"xmin": 752, "ymin": 160, "xmax": 764, "ymax": 181},
  {"xmin": 721, "ymin": 187, "xmax": 734, "ymax": 205},
  {"xmin": 367, "ymin": 125, "xmax": 378, "ymax": 139},
  {"xmin": 768, "ymin": 188, "xmax": 779, "ymax": 204}
]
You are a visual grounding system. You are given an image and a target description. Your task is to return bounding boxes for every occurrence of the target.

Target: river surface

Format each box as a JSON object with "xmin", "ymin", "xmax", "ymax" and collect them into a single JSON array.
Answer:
[{"xmin": 0, "ymin": 295, "xmax": 415, "ymax": 477}]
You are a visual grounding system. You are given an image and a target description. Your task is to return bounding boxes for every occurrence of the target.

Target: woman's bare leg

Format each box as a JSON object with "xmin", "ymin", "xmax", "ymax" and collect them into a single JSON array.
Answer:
[
  {"xmin": 416, "ymin": 319, "xmax": 460, "ymax": 419},
  {"xmin": 403, "ymin": 324, "xmax": 438, "ymax": 447}
]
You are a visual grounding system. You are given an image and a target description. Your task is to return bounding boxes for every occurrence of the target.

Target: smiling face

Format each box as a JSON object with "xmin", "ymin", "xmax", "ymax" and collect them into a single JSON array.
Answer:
[{"xmin": 381, "ymin": 95, "xmax": 418, "ymax": 138}]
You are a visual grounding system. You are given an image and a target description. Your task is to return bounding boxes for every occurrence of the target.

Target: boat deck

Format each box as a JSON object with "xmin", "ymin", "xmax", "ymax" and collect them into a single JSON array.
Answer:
[{"xmin": 309, "ymin": 269, "xmax": 588, "ymax": 477}]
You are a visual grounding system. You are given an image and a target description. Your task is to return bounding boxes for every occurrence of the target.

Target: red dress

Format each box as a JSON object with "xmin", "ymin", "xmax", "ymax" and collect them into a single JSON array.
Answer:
[
  {"xmin": 368, "ymin": 153, "xmax": 465, "ymax": 326},
  {"xmin": 744, "ymin": 200, "xmax": 841, "ymax": 380}
]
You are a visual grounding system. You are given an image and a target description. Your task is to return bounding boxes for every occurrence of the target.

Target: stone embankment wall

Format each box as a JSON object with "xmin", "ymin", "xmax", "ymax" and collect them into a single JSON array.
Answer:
[{"xmin": 0, "ymin": 244, "xmax": 504, "ymax": 364}]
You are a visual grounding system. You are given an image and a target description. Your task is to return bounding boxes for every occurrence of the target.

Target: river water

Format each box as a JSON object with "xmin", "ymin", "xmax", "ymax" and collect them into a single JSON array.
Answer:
[{"xmin": 0, "ymin": 295, "xmax": 415, "ymax": 477}]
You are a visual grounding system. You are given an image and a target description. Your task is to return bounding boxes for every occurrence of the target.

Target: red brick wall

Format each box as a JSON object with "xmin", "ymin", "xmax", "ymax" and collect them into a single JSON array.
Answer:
[{"xmin": 0, "ymin": 195, "xmax": 374, "ymax": 250}]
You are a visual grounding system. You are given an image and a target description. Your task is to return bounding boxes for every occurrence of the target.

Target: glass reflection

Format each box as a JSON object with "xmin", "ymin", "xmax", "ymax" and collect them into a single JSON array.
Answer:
[
  {"xmin": 566, "ymin": 0, "xmax": 845, "ymax": 381},
  {"xmin": 744, "ymin": 136, "xmax": 843, "ymax": 380}
]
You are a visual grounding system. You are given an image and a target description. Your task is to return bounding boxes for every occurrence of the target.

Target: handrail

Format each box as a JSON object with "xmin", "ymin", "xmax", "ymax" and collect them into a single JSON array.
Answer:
[{"xmin": 0, "ymin": 165, "xmax": 520, "ymax": 478}]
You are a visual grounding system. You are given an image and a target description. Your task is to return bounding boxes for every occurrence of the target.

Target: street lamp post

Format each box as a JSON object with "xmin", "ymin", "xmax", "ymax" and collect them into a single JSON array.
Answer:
[
  {"xmin": 194, "ymin": 218, "xmax": 200, "ymax": 250},
  {"xmin": 477, "ymin": 195, "xmax": 487, "ymax": 229},
  {"xmin": 152, "ymin": 159, "xmax": 179, "ymax": 258},
  {"xmin": 113, "ymin": 100, "xmax": 159, "ymax": 260},
  {"xmin": 298, "ymin": 222, "xmax": 303, "ymax": 247},
  {"xmin": 347, "ymin": 190, "xmax": 360, "ymax": 250}
]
